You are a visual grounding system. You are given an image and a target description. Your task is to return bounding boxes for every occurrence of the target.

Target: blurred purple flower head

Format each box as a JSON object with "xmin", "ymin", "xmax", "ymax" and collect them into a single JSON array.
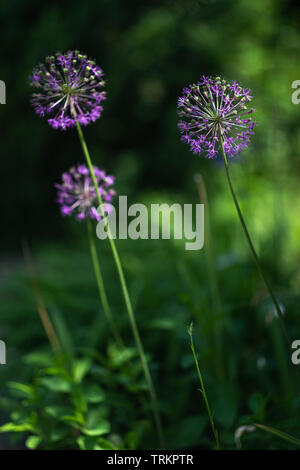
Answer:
[
  {"xmin": 30, "ymin": 51, "xmax": 106, "ymax": 130},
  {"xmin": 56, "ymin": 164, "xmax": 116, "ymax": 221},
  {"xmin": 177, "ymin": 76, "xmax": 256, "ymax": 159}
]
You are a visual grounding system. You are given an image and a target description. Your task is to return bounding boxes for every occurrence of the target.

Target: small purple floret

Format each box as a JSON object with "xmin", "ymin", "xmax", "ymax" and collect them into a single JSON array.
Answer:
[
  {"xmin": 177, "ymin": 76, "xmax": 256, "ymax": 158},
  {"xmin": 30, "ymin": 51, "xmax": 107, "ymax": 130},
  {"xmin": 56, "ymin": 164, "xmax": 116, "ymax": 221}
]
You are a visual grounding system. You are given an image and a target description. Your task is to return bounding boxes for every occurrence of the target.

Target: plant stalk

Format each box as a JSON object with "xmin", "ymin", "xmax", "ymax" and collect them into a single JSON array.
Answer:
[
  {"xmin": 87, "ymin": 217, "xmax": 124, "ymax": 350},
  {"xmin": 75, "ymin": 120, "xmax": 164, "ymax": 448},
  {"xmin": 218, "ymin": 130, "xmax": 289, "ymax": 345},
  {"xmin": 188, "ymin": 323, "xmax": 220, "ymax": 450}
]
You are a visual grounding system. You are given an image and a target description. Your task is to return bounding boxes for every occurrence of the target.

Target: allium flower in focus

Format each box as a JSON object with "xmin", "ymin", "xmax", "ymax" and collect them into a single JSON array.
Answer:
[
  {"xmin": 30, "ymin": 51, "xmax": 106, "ymax": 130},
  {"xmin": 56, "ymin": 164, "xmax": 116, "ymax": 221},
  {"xmin": 177, "ymin": 76, "xmax": 256, "ymax": 158}
]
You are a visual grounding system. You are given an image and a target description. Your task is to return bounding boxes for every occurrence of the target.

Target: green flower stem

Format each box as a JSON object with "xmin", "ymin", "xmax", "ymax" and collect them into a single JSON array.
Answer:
[
  {"xmin": 188, "ymin": 323, "xmax": 220, "ymax": 450},
  {"xmin": 218, "ymin": 130, "xmax": 289, "ymax": 344},
  {"xmin": 75, "ymin": 120, "xmax": 164, "ymax": 448},
  {"xmin": 87, "ymin": 217, "xmax": 124, "ymax": 349}
]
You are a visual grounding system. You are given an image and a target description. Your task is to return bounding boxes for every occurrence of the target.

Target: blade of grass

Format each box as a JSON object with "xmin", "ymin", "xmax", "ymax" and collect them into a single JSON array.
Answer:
[
  {"xmin": 254, "ymin": 423, "xmax": 300, "ymax": 447},
  {"xmin": 21, "ymin": 239, "xmax": 62, "ymax": 355},
  {"xmin": 188, "ymin": 322, "xmax": 220, "ymax": 450}
]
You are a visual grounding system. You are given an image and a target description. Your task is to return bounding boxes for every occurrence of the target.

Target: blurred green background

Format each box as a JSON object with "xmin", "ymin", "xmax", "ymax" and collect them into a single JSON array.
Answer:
[{"xmin": 0, "ymin": 0, "xmax": 300, "ymax": 450}]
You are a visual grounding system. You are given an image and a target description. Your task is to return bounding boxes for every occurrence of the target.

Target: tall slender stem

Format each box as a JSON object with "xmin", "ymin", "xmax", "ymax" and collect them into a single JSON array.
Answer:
[
  {"xmin": 75, "ymin": 120, "xmax": 164, "ymax": 447},
  {"xmin": 218, "ymin": 130, "xmax": 289, "ymax": 344},
  {"xmin": 87, "ymin": 217, "xmax": 124, "ymax": 349},
  {"xmin": 188, "ymin": 323, "xmax": 220, "ymax": 450}
]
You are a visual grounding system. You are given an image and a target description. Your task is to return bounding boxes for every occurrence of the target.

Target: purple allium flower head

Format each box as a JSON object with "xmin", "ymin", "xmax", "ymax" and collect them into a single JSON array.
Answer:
[
  {"xmin": 30, "ymin": 51, "xmax": 106, "ymax": 130},
  {"xmin": 177, "ymin": 76, "xmax": 256, "ymax": 159},
  {"xmin": 56, "ymin": 164, "xmax": 116, "ymax": 221}
]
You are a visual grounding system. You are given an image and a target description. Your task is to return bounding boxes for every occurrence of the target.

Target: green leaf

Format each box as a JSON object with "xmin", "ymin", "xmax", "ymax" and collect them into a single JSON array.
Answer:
[
  {"xmin": 84, "ymin": 384, "xmax": 105, "ymax": 404},
  {"xmin": 82, "ymin": 419, "xmax": 110, "ymax": 437},
  {"xmin": 96, "ymin": 438, "xmax": 118, "ymax": 450},
  {"xmin": 107, "ymin": 344, "xmax": 136, "ymax": 367},
  {"xmin": 77, "ymin": 436, "xmax": 96, "ymax": 450},
  {"xmin": 49, "ymin": 428, "xmax": 69, "ymax": 442},
  {"xmin": 0, "ymin": 422, "xmax": 34, "ymax": 433},
  {"xmin": 24, "ymin": 351, "xmax": 53, "ymax": 367},
  {"xmin": 38, "ymin": 376, "xmax": 71, "ymax": 393},
  {"xmin": 61, "ymin": 412, "xmax": 85, "ymax": 425},
  {"xmin": 25, "ymin": 435, "xmax": 42, "ymax": 449},
  {"xmin": 73, "ymin": 358, "xmax": 92, "ymax": 383},
  {"xmin": 8, "ymin": 381, "xmax": 34, "ymax": 396},
  {"xmin": 76, "ymin": 436, "xmax": 116, "ymax": 450},
  {"xmin": 254, "ymin": 423, "xmax": 300, "ymax": 447},
  {"xmin": 44, "ymin": 367, "xmax": 67, "ymax": 376},
  {"xmin": 44, "ymin": 405, "xmax": 73, "ymax": 419}
]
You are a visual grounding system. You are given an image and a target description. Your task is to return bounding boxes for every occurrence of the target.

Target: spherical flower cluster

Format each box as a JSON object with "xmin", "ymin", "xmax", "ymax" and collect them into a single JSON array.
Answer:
[
  {"xmin": 56, "ymin": 164, "xmax": 116, "ymax": 221},
  {"xmin": 177, "ymin": 76, "xmax": 256, "ymax": 158},
  {"xmin": 30, "ymin": 51, "xmax": 106, "ymax": 130}
]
